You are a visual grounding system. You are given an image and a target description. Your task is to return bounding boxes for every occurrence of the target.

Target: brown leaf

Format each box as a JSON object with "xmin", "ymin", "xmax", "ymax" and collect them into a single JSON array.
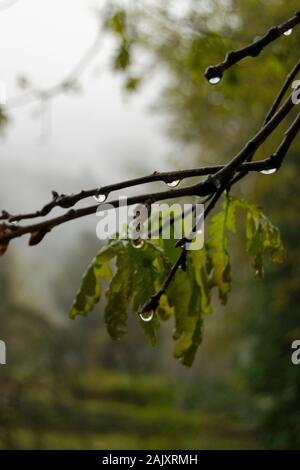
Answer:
[
  {"xmin": 29, "ymin": 229, "xmax": 49, "ymax": 246},
  {"xmin": 0, "ymin": 224, "xmax": 10, "ymax": 256}
]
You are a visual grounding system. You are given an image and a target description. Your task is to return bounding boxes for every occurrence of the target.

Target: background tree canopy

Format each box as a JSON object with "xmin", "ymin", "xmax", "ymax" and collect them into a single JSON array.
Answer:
[{"xmin": 0, "ymin": 0, "xmax": 299, "ymax": 450}]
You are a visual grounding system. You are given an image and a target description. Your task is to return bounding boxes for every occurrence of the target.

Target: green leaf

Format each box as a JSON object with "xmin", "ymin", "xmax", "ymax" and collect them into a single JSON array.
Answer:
[
  {"xmin": 190, "ymin": 247, "xmax": 212, "ymax": 314},
  {"xmin": 170, "ymin": 269, "xmax": 204, "ymax": 367},
  {"xmin": 246, "ymin": 210, "xmax": 264, "ymax": 278},
  {"xmin": 179, "ymin": 317, "xmax": 203, "ymax": 367},
  {"xmin": 208, "ymin": 197, "xmax": 234, "ymax": 305},
  {"xmin": 105, "ymin": 247, "xmax": 133, "ymax": 340},
  {"xmin": 211, "ymin": 195, "xmax": 286, "ymax": 281},
  {"xmin": 157, "ymin": 293, "xmax": 174, "ymax": 321},
  {"xmin": 245, "ymin": 207, "xmax": 286, "ymax": 278},
  {"xmin": 130, "ymin": 241, "xmax": 171, "ymax": 346},
  {"xmin": 69, "ymin": 194, "xmax": 285, "ymax": 367},
  {"xmin": 69, "ymin": 241, "xmax": 120, "ymax": 319}
]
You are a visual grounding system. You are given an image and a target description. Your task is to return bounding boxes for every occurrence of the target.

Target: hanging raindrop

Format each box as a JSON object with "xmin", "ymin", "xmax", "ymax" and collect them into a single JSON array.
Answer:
[
  {"xmin": 209, "ymin": 75, "xmax": 222, "ymax": 85},
  {"xmin": 167, "ymin": 179, "xmax": 180, "ymax": 188},
  {"xmin": 260, "ymin": 168, "xmax": 277, "ymax": 175},
  {"xmin": 131, "ymin": 238, "xmax": 144, "ymax": 249},
  {"xmin": 139, "ymin": 310, "xmax": 154, "ymax": 322},
  {"xmin": 93, "ymin": 193, "xmax": 107, "ymax": 203},
  {"xmin": 283, "ymin": 28, "xmax": 293, "ymax": 36}
]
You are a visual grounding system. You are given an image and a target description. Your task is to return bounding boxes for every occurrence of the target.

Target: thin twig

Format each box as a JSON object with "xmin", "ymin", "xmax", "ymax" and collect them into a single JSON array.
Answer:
[
  {"xmin": 204, "ymin": 11, "xmax": 300, "ymax": 82},
  {"xmin": 141, "ymin": 97, "xmax": 299, "ymax": 314},
  {"xmin": 1, "ymin": 10, "xmax": 300, "ymax": 316},
  {"xmin": 0, "ymin": 159, "xmax": 283, "ymax": 224},
  {"xmin": 264, "ymin": 58, "xmax": 300, "ymax": 124},
  {"xmin": 0, "ymin": 90, "xmax": 296, "ymax": 248}
]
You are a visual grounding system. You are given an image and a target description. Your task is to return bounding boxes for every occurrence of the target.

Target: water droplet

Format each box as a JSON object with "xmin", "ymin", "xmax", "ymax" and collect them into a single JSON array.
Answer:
[
  {"xmin": 283, "ymin": 28, "xmax": 293, "ymax": 36},
  {"xmin": 167, "ymin": 179, "xmax": 180, "ymax": 188},
  {"xmin": 93, "ymin": 193, "xmax": 107, "ymax": 203},
  {"xmin": 209, "ymin": 75, "xmax": 222, "ymax": 85},
  {"xmin": 131, "ymin": 238, "xmax": 144, "ymax": 249},
  {"xmin": 10, "ymin": 220, "xmax": 18, "ymax": 226},
  {"xmin": 260, "ymin": 168, "xmax": 277, "ymax": 175},
  {"xmin": 139, "ymin": 310, "xmax": 154, "ymax": 322}
]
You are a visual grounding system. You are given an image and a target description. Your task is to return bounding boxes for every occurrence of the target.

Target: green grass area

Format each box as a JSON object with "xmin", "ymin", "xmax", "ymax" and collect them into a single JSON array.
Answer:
[{"xmin": 0, "ymin": 369, "xmax": 259, "ymax": 449}]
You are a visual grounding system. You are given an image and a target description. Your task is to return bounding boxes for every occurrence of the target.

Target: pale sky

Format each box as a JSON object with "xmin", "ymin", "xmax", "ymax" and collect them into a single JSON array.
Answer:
[
  {"xmin": 0, "ymin": 0, "xmax": 176, "ymax": 297},
  {"xmin": 0, "ymin": 0, "xmax": 171, "ymax": 203}
]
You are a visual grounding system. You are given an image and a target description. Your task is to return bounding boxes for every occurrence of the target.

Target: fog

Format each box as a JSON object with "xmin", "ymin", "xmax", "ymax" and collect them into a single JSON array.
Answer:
[
  {"xmin": 0, "ymin": 0, "xmax": 171, "ymax": 220},
  {"xmin": 0, "ymin": 0, "xmax": 176, "ymax": 312}
]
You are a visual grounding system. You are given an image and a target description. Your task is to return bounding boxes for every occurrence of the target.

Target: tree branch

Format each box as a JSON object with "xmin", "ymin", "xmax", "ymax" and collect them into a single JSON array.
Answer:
[
  {"xmin": 204, "ymin": 11, "xmax": 300, "ymax": 83},
  {"xmin": 0, "ymin": 90, "xmax": 296, "ymax": 250},
  {"xmin": 264, "ymin": 58, "xmax": 300, "ymax": 124},
  {"xmin": 0, "ymin": 159, "xmax": 285, "ymax": 224},
  {"xmin": 141, "ymin": 112, "xmax": 300, "ymax": 315},
  {"xmin": 1, "ymin": 10, "xmax": 299, "ymax": 320}
]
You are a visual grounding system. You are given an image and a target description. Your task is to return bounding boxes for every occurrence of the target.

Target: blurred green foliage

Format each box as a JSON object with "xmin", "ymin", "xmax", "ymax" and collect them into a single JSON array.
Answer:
[{"xmin": 0, "ymin": 245, "xmax": 258, "ymax": 450}]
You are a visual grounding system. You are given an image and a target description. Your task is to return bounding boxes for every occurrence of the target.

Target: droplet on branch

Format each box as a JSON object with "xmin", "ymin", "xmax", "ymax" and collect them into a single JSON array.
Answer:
[
  {"xmin": 167, "ymin": 180, "xmax": 180, "ymax": 188},
  {"xmin": 131, "ymin": 239, "xmax": 144, "ymax": 249},
  {"xmin": 93, "ymin": 193, "xmax": 107, "ymax": 203},
  {"xmin": 260, "ymin": 168, "xmax": 277, "ymax": 175},
  {"xmin": 139, "ymin": 310, "xmax": 154, "ymax": 322}
]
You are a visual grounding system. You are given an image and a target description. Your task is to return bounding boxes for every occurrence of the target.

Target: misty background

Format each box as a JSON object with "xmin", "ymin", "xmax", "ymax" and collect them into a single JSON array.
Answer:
[
  {"xmin": 0, "ymin": 0, "xmax": 299, "ymax": 450},
  {"xmin": 1, "ymin": 0, "xmax": 174, "ymax": 312}
]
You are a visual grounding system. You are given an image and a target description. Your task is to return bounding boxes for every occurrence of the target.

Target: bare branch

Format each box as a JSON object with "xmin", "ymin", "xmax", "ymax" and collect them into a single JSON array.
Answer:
[
  {"xmin": 0, "ymin": 159, "xmax": 284, "ymax": 224},
  {"xmin": 141, "ymin": 112, "xmax": 300, "ymax": 315},
  {"xmin": 264, "ymin": 58, "xmax": 300, "ymax": 124},
  {"xmin": 1, "ymin": 10, "xmax": 300, "ymax": 319},
  {"xmin": 205, "ymin": 11, "xmax": 300, "ymax": 83},
  {"xmin": 0, "ymin": 89, "xmax": 296, "ymax": 251},
  {"xmin": 271, "ymin": 112, "xmax": 300, "ymax": 167}
]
